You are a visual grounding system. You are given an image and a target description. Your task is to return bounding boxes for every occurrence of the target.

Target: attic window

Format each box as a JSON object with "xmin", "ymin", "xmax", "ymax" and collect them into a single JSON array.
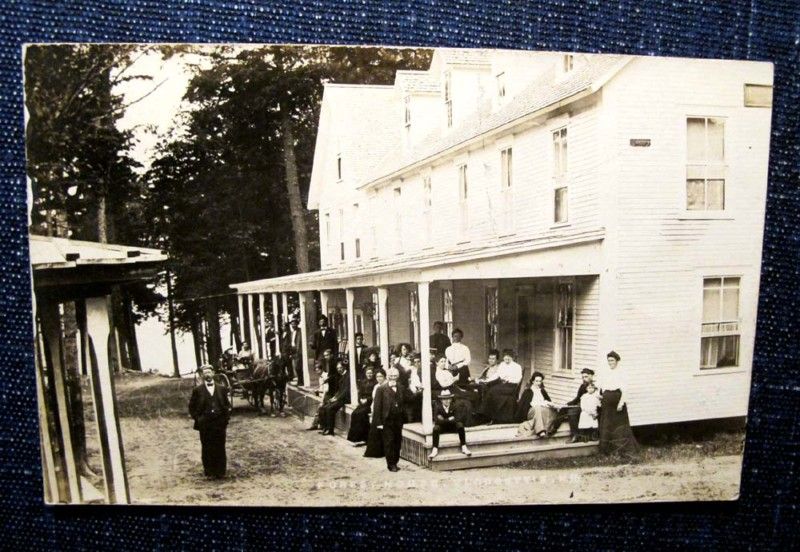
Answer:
[
  {"xmin": 336, "ymin": 154, "xmax": 342, "ymax": 181},
  {"xmin": 496, "ymin": 72, "xmax": 506, "ymax": 98},
  {"xmin": 563, "ymin": 54, "xmax": 574, "ymax": 73},
  {"xmin": 444, "ymin": 71, "xmax": 453, "ymax": 128},
  {"xmin": 404, "ymin": 95, "xmax": 411, "ymax": 127},
  {"xmin": 744, "ymin": 84, "xmax": 773, "ymax": 107}
]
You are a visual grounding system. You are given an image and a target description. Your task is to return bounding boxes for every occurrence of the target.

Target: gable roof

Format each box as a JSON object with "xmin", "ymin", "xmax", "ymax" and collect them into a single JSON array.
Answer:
[{"xmin": 359, "ymin": 54, "xmax": 631, "ymax": 190}]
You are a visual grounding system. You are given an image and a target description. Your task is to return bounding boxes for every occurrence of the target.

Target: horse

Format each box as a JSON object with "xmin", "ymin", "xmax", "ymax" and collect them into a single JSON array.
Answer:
[{"xmin": 251, "ymin": 357, "xmax": 289, "ymax": 416}]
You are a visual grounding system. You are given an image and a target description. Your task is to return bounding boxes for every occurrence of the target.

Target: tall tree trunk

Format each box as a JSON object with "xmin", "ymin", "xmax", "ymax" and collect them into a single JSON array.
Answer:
[
  {"xmin": 190, "ymin": 317, "xmax": 203, "ymax": 369},
  {"xmin": 230, "ymin": 297, "xmax": 242, "ymax": 351},
  {"xmin": 123, "ymin": 293, "xmax": 142, "ymax": 371},
  {"xmin": 280, "ymin": 112, "xmax": 310, "ymax": 273},
  {"xmin": 166, "ymin": 268, "xmax": 180, "ymax": 377},
  {"xmin": 110, "ymin": 287, "xmax": 130, "ymax": 371},
  {"xmin": 205, "ymin": 300, "xmax": 222, "ymax": 368},
  {"xmin": 97, "ymin": 194, "xmax": 108, "ymax": 243}
]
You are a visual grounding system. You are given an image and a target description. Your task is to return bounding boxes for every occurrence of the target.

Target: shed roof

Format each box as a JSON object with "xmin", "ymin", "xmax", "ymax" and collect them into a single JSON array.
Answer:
[{"xmin": 29, "ymin": 234, "xmax": 167, "ymax": 270}]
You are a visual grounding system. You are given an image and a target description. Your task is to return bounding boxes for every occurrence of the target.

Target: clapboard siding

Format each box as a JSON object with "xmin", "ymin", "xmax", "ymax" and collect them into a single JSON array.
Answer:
[{"xmin": 602, "ymin": 57, "xmax": 771, "ymax": 426}]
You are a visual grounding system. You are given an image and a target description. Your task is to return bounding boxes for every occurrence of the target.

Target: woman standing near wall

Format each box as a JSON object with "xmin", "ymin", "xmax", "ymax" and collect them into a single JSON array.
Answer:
[{"xmin": 597, "ymin": 351, "xmax": 638, "ymax": 457}]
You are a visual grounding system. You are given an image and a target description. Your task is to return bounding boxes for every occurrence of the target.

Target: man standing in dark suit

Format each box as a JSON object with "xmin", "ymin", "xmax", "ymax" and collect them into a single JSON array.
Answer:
[
  {"xmin": 311, "ymin": 315, "xmax": 338, "ymax": 361},
  {"xmin": 188, "ymin": 365, "xmax": 232, "ymax": 479},
  {"xmin": 430, "ymin": 321, "xmax": 451, "ymax": 358},
  {"xmin": 285, "ymin": 318, "xmax": 303, "ymax": 385},
  {"xmin": 353, "ymin": 332, "xmax": 369, "ymax": 377},
  {"xmin": 551, "ymin": 368, "xmax": 595, "ymax": 442},
  {"xmin": 371, "ymin": 367, "xmax": 411, "ymax": 472}
]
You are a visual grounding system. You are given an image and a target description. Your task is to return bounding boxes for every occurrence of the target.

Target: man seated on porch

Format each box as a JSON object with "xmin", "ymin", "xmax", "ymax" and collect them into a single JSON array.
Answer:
[
  {"xmin": 316, "ymin": 361, "xmax": 351, "ymax": 436},
  {"xmin": 320, "ymin": 348, "xmax": 338, "ymax": 397},
  {"xmin": 445, "ymin": 328, "xmax": 472, "ymax": 385},
  {"xmin": 430, "ymin": 321, "xmax": 451, "ymax": 358},
  {"xmin": 428, "ymin": 389, "xmax": 472, "ymax": 460},
  {"xmin": 476, "ymin": 349, "xmax": 523, "ymax": 424},
  {"xmin": 549, "ymin": 368, "xmax": 596, "ymax": 442}
]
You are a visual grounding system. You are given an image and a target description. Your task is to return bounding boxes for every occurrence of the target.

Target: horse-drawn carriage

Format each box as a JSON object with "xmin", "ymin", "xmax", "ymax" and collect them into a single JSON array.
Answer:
[{"xmin": 194, "ymin": 348, "xmax": 289, "ymax": 416}]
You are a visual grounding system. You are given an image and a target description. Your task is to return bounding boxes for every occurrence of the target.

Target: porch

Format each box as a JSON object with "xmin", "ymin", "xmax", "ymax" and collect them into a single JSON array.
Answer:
[{"xmin": 231, "ymin": 236, "xmax": 604, "ymax": 469}]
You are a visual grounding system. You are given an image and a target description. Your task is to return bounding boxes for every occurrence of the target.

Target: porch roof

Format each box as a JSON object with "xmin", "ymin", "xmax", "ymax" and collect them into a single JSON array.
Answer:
[
  {"xmin": 30, "ymin": 234, "xmax": 167, "ymax": 270},
  {"xmin": 230, "ymin": 227, "xmax": 604, "ymax": 294}
]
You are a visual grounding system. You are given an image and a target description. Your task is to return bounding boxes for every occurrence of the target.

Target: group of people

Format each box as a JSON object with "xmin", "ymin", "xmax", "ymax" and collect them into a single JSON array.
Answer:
[{"xmin": 188, "ymin": 312, "xmax": 637, "ymax": 478}]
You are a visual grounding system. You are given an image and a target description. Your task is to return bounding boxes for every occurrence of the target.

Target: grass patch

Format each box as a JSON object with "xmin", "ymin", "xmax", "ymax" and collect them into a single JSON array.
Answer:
[
  {"xmin": 115, "ymin": 372, "xmax": 196, "ymax": 419},
  {"xmin": 506, "ymin": 429, "xmax": 744, "ymax": 470}
]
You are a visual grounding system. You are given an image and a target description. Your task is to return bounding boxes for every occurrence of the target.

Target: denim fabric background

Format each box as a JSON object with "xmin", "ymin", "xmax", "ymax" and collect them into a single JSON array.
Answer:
[{"xmin": 1, "ymin": 1, "xmax": 798, "ymax": 549}]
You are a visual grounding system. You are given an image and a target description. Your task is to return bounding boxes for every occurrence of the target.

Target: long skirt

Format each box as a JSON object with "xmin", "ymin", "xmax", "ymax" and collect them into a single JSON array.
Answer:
[
  {"xmin": 478, "ymin": 381, "xmax": 519, "ymax": 423},
  {"xmin": 347, "ymin": 403, "xmax": 371, "ymax": 443},
  {"xmin": 363, "ymin": 424, "xmax": 384, "ymax": 458},
  {"xmin": 598, "ymin": 389, "xmax": 638, "ymax": 456},
  {"xmin": 517, "ymin": 405, "xmax": 556, "ymax": 436}
]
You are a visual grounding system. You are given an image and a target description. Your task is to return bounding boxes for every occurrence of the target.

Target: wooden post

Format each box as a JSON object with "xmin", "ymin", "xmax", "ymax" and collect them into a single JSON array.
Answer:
[
  {"xmin": 39, "ymin": 300, "xmax": 82, "ymax": 503},
  {"xmin": 282, "ymin": 293, "xmax": 289, "ymax": 324},
  {"xmin": 237, "ymin": 294, "xmax": 245, "ymax": 345},
  {"xmin": 258, "ymin": 293, "xmax": 267, "ymax": 359},
  {"xmin": 345, "ymin": 288, "xmax": 358, "ymax": 406},
  {"xmin": 247, "ymin": 294, "xmax": 257, "ymax": 352},
  {"xmin": 272, "ymin": 293, "xmax": 281, "ymax": 356},
  {"xmin": 377, "ymin": 287, "xmax": 390, "ymax": 369},
  {"xmin": 85, "ymin": 296, "xmax": 130, "ymax": 504},
  {"xmin": 298, "ymin": 291, "xmax": 311, "ymax": 387},
  {"xmin": 319, "ymin": 290, "xmax": 329, "ymax": 322},
  {"xmin": 418, "ymin": 281, "xmax": 433, "ymax": 435}
]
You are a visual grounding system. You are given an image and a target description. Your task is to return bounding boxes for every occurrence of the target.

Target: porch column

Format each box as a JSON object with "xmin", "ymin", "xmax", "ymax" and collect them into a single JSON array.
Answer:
[
  {"xmin": 258, "ymin": 293, "xmax": 267, "ymax": 359},
  {"xmin": 38, "ymin": 300, "xmax": 82, "ymax": 503},
  {"xmin": 237, "ymin": 293, "xmax": 245, "ymax": 344},
  {"xmin": 282, "ymin": 293, "xmax": 289, "ymax": 324},
  {"xmin": 298, "ymin": 291, "xmax": 311, "ymax": 387},
  {"xmin": 247, "ymin": 294, "xmax": 257, "ymax": 351},
  {"xmin": 345, "ymin": 288, "xmax": 358, "ymax": 406},
  {"xmin": 85, "ymin": 295, "xmax": 130, "ymax": 504},
  {"xmin": 272, "ymin": 293, "xmax": 281, "ymax": 356},
  {"xmin": 319, "ymin": 290, "xmax": 329, "ymax": 322},
  {"xmin": 417, "ymin": 281, "xmax": 433, "ymax": 435},
  {"xmin": 377, "ymin": 286, "xmax": 390, "ymax": 369}
]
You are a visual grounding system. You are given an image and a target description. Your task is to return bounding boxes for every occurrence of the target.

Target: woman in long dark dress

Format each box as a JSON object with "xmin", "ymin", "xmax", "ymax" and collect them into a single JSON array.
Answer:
[
  {"xmin": 347, "ymin": 368, "xmax": 377, "ymax": 444},
  {"xmin": 597, "ymin": 351, "xmax": 638, "ymax": 457},
  {"xmin": 363, "ymin": 370, "xmax": 386, "ymax": 458}
]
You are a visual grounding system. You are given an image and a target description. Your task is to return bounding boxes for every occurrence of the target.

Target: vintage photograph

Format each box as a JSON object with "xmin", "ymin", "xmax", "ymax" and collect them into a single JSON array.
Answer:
[{"xmin": 25, "ymin": 44, "xmax": 773, "ymax": 506}]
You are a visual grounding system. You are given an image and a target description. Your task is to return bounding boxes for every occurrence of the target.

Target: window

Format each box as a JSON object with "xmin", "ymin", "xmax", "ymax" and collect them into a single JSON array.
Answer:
[
  {"xmin": 442, "ymin": 289, "xmax": 454, "ymax": 338},
  {"xmin": 701, "ymin": 277, "xmax": 740, "ymax": 369},
  {"xmin": 393, "ymin": 187, "xmax": 403, "ymax": 254},
  {"xmin": 444, "ymin": 71, "xmax": 453, "ymax": 128},
  {"xmin": 338, "ymin": 208, "xmax": 345, "ymax": 261},
  {"xmin": 496, "ymin": 72, "xmax": 506, "ymax": 98},
  {"xmin": 423, "ymin": 175, "xmax": 432, "ymax": 243},
  {"xmin": 336, "ymin": 154, "xmax": 342, "ymax": 181},
  {"xmin": 486, "ymin": 286, "xmax": 499, "ymax": 351},
  {"xmin": 744, "ymin": 84, "xmax": 772, "ymax": 107},
  {"xmin": 353, "ymin": 203, "xmax": 360, "ymax": 259},
  {"xmin": 458, "ymin": 164, "xmax": 469, "ymax": 237},
  {"xmin": 404, "ymin": 95, "xmax": 411, "ymax": 127},
  {"xmin": 369, "ymin": 194, "xmax": 378, "ymax": 258},
  {"xmin": 563, "ymin": 54, "xmax": 574, "ymax": 73},
  {"xmin": 409, "ymin": 289, "xmax": 419, "ymax": 350},
  {"xmin": 553, "ymin": 127, "xmax": 568, "ymax": 223},
  {"xmin": 686, "ymin": 117, "xmax": 725, "ymax": 211},
  {"xmin": 555, "ymin": 281, "xmax": 575, "ymax": 371},
  {"xmin": 324, "ymin": 212, "xmax": 331, "ymax": 260},
  {"xmin": 371, "ymin": 290, "xmax": 380, "ymax": 344},
  {"xmin": 500, "ymin": 148, "xmax": 513, "ymax": 233}
]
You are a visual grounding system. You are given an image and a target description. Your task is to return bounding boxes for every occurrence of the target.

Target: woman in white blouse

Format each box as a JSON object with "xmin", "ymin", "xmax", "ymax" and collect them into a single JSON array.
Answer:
[{"xmin": 597, "ymin": 351, "xmax": 638, "ymax": 456}]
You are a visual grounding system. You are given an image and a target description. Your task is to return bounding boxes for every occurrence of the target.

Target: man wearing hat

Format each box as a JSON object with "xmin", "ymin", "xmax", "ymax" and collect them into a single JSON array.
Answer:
[
  {"xmin": 551, "ymin": 368, "xmax": 596, "ymax": 443},
  {"xmin": 428, "ymin": 388, "xmax": 472, "ymax": 460},
  {"xmin": 188, "ymin": 365, "xmax": 232, "ymax": 479}
]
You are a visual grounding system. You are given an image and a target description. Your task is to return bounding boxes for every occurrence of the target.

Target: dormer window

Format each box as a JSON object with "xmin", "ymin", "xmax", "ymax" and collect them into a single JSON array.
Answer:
[
  {"xmin": 404, "ymin": 95, "xmax": 411, "ymax": 128},
  {"xmin": 563, "ymin": 54, "xmax": 574, "ymax": 73},
  {"xmin": 336, "ymin": 154, "xmax": 342, "ymax": 181},
  {"xmin": 496, "ymin": 72, "xmax": 506, "ymax": 98},
  {"xmin": 444, "ymin": 71, "xmax": 453, "ymax": 128}
]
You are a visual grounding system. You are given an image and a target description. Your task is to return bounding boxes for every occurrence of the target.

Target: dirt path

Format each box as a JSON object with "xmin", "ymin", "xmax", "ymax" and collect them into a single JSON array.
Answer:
[{"xmin": 122, "ymin": 407, "xmax": 742, "ymax": 506}]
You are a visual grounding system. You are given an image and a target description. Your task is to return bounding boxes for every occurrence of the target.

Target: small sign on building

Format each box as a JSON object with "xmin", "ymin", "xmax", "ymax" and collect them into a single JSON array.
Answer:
[{"xmin": 629, "ymin": 138, "xmax": 651, "ymax": 147}]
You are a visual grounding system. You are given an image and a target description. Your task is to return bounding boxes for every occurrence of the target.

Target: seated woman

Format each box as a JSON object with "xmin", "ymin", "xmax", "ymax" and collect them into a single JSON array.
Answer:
[
  {"xmin": 516, "ymin": 372, "xmax": 558, "ymax": 438},
  {"xmin": 432, "ymin": 355, "xmax": 477, "ymax": 427},
  {"xmin": 347, "ymin": 367, "xmax": 377, "ymax": 445},
  {"xmin": 363, "ymin": 370, "xmax": 387, "ymax": 458},
  {"xmin": 477, "ymin": 349, "xmax": 523, "ymax": 424},
  {"xmin": 361, "ymin": 348, "xmax": 382, "ymax": 376}
]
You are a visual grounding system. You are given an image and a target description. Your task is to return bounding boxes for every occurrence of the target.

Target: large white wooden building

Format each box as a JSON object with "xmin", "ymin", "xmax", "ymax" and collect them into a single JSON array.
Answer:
[{"xmin": 232, "ymin": 49, "xmax": 772, "ymax": 446}]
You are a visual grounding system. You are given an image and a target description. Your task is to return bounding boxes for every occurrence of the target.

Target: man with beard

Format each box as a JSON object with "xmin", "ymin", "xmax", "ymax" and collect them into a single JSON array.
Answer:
[{"xmin": 371, "ymin": 367, "xmax": 412, "ymax": 472}]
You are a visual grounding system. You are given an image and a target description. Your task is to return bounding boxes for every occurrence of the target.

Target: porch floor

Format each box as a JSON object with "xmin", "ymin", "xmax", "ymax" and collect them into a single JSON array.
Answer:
[{"xmin": 286, "ymin": 383, "xmax": 598, "ymax": 470}]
